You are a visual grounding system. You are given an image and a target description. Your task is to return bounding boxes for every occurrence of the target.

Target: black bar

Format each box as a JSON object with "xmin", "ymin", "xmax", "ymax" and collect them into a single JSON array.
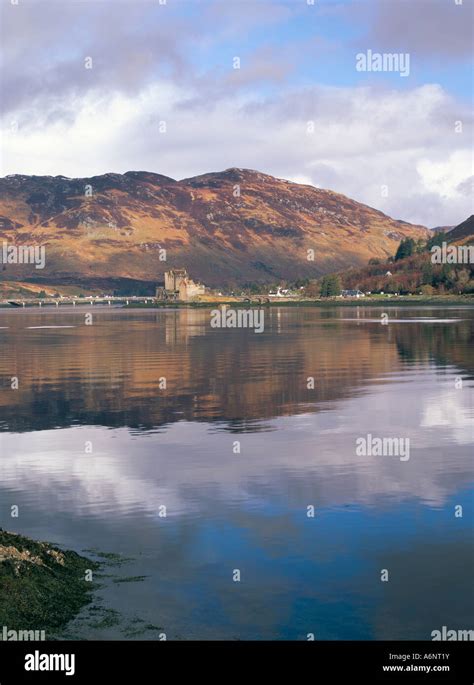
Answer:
[{"xmin": 0, "ymin": 641, "xmax": 472, "ymax": 683}]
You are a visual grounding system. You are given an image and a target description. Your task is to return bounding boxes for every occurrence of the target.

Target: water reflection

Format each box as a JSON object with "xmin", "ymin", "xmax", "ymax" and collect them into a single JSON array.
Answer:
[
  {"xmin": 0, "ymin": 306, "xmax": 472, "ymax": 639},
  {"xmin": 0, "ymin": 306, "xmax": 472, "ymax": 432}
]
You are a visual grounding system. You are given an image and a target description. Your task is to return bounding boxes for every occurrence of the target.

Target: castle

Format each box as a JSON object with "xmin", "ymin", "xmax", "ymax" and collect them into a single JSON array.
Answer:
[{"xmin": 158, "ymin": 269, "xmax": 206, "ymax": 301}]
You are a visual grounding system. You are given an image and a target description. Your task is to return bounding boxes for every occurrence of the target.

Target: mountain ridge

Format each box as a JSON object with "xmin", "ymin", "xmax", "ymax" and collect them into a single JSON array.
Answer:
[{"xmin": 0, "ymin": 168, "xmax": 429, "ymax": 289}]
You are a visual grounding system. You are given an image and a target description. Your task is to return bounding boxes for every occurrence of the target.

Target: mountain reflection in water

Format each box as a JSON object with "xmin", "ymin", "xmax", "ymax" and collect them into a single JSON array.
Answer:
[{"xmin": 0, "ymin": 306, "xmax": 472, "ymax": 639}]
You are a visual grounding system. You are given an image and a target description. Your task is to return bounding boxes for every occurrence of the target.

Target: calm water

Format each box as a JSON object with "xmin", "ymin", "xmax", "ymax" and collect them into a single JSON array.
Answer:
[{"xmin": 0, "ymin": 305, "xmax": 473, "ymax": 640}]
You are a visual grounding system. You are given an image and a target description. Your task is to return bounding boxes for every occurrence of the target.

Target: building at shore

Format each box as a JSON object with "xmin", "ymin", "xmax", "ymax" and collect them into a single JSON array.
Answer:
[
  {"xmin": 341, "ymin": 289, "xmax": 365, "ymax": 298},
  {"xmin": 158, "ymin": 269, "xmax": 206, "ymax": 301}
]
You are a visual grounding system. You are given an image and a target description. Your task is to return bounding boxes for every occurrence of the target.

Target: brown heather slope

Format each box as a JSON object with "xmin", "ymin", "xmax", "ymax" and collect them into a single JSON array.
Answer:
[{"xmin": 0, "ymin": 168, "xmax": 428, "ymax": 290}]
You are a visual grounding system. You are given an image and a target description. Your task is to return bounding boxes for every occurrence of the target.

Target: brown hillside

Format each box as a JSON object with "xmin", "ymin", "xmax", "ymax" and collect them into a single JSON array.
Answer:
[{"xmin": 0, "ymin": 168, "xmax": 429, "ymax": 289}]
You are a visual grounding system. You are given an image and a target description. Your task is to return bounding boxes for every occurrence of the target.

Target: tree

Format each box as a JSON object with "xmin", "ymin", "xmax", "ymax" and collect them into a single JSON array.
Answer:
[
  {"xmin": 455, "ymin": 269, "xmax": 470, "ymax": 293},
  {"xmin": 440, "ymin": 264, "xmax": 455, "ymax": 289},
  {"xmin": 386, "ymin": 280, "xmax": 402, "ymax": 294},
  {"xmin": 304, "ymin": 280, "xmax": 320, "ymax": 298},
  {"xmin": 415, "ymin": 238, "xmax": 426, "ymax": 253},
  {"xmin": 427, "ymin": 231, "xmax": 446, "ymax": 251},
  {"xmin": 421, "ymin": 262, "xmax": 434, "ymax": 285},
  {"xmin": 420, "ymin": 284, "xmax": 434, "ymax": 296},
  {"xmin": 394, "ymin": 238, "xmax": 415, "ymax": 261},
  {"xmin": 320, "ymin": 274, "xmax": 341, "ymax": 297}
]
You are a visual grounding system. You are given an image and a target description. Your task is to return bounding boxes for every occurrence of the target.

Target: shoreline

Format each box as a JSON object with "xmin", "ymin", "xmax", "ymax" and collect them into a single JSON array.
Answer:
[
  {"xmin": 125, "ymin": 296, "xmax": 474, "ymax": 308},
  {"xmin": 0, "ymin": 296, "xmax": 473, "ymax": 310},
  {"xmin": 0, "ymin": 529, "xmax": 98, "ymax": 638}
]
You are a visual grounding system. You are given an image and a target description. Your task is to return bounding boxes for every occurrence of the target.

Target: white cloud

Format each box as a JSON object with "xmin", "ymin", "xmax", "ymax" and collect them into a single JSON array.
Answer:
[
  {"xmin": 1, "ymin": 82, "xmax": 472, "ymax": 226},
  {"xmin": 417, "ymin": 150, "xmax": 473, "ymax": 199}
]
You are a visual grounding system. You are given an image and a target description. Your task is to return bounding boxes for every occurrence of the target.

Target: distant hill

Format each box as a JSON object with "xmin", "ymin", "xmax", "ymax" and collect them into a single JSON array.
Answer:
[
  {"xmin": 430, "ymin": 225, "xmax": 453, "ymax": 234},
  {"xmin": 339, "ymin": 215, "xmax": 473, "ymax": 295},
  {"xmin": 0, "ymin": 168, "xmax": 428, "ymax": 291}
]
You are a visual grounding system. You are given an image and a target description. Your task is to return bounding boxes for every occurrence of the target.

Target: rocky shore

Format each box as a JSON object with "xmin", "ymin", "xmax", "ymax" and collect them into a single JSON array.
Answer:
[{"xmin": 0, "ymin": 529, "xmax": 98, "ymax": 638}]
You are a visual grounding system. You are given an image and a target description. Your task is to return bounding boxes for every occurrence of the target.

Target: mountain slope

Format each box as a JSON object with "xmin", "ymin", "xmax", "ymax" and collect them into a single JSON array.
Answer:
[
  {"xmin": 447, "ymin": 215, "xmax": 474, "ymax": 244},
  {"xmin": 0, "ymin": 168, "xmax": 429, "ymax": 289},
  {"xmin": 340, "ymin": 215, "xmax": 474, "ymax": 295}
]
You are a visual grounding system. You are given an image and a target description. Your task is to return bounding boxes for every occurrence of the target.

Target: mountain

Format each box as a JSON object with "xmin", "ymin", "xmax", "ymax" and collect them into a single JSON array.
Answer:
[
  {"xmin": 430, "ymin": 225, "xmax": 453, "ymax": 234},
  {"xmin": 446, "ymin": 215, "xmax": 474, "ymax": 244},
  {"xmin": 0, "ymin": 168, "xmax": 429, "ymax": 291}
]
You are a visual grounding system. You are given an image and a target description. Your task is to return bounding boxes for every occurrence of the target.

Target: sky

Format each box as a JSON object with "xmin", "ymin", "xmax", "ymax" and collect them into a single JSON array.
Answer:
[{"xmin": 0, "ymin": 0, "xmax": 472, "ymax": 227}]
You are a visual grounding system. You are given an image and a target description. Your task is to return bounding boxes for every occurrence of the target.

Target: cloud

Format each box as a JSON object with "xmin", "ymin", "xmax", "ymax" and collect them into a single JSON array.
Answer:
[
  {"xmin": 363, "ymin": 0, "xmax": 473, "ymax": 60},
  {"xmin": 456, "ymin": 175, "xmax": 474, "ymax": 197},
  {"xmin": 2, "ymin": 78, "xmax": 472, "ymax": 226},
  {"xmin": 0, "ymin": 1, "xmax": 223, "ymax": 118},
  {"xmin": 0, "ymin": 0, "xmax": 299, "ymax": 118},
  {"xmin": 343, "ymin": 0, "xmax": 474, "ymax": 68},
  {"xmin": 0, "ymin": 0, "xmax": 472, "ymax": 227}
]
